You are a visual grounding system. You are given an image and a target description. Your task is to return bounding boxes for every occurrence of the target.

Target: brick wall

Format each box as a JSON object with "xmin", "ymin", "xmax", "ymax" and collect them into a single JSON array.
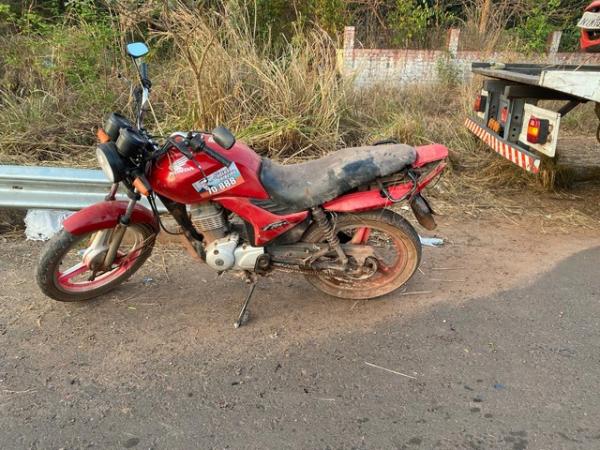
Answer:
[{"xmin": 340, "ymin": 27, "xmax": 600, "ymax": 87}]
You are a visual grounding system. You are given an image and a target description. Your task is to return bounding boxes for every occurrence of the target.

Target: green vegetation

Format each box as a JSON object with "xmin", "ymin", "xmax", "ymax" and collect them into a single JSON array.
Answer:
[
  {"xmin": 0, "ymin": 0, "xmax": 597, "ymax": 234},
  {"xmin": 0, "ymin": 0, "xmax": 593, "ymax": 171}
]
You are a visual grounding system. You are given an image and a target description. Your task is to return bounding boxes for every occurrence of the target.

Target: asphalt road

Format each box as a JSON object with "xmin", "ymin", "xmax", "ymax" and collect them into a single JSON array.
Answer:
[{"xmin": 1, "ymin": 222, "xmax": 600, "ymax": 449}]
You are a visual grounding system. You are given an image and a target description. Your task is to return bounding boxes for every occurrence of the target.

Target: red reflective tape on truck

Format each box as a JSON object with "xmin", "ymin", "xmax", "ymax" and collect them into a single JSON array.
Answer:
[{"xmin": 465, "ymin": 117, "xmax": 541, "ymax": 174}]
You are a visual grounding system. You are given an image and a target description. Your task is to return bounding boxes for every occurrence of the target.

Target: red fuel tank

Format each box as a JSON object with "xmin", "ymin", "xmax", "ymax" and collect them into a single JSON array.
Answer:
[{"xmin": 150, "ymin": 134, "xmax": 270, "ymax": 204}]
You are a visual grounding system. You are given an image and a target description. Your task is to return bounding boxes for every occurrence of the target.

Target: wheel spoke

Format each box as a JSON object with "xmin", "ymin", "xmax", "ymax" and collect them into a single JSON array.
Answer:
[{"xmin": 58, "ymin": 262, "xmax": 88, "ymax": 283}]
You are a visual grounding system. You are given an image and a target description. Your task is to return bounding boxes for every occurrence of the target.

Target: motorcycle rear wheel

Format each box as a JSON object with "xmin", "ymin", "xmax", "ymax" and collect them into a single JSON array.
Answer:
[
  {"xmin": 36, "ymin": 224, "xmax": 156, "ymax": 302},
  {"xmin": 302, "ymin": 210, "xmax": 421, "ymax": 300}
]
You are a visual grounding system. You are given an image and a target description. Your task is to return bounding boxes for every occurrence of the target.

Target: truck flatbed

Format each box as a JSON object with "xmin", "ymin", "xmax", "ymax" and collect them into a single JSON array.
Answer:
[
  {"xmin": 472, "ymin": 62, "xmax": 600, "ymax": 103},
  {"xmin": 467, "ymin": 62, "xmax": 600, "ymax": 185}
]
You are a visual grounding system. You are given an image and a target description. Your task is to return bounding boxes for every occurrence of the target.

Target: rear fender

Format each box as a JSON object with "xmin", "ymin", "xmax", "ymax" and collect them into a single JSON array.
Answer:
[
  {"xmin": 413, "ymin": 144, "xmax": 449, "ymax": 167},
  {"xmin": 323, "ymin": 158, "xmax": 447, "ymax": 213},
  {"xmin": 63, "ymin": 201, "xmax": 159, "ymax": 236}
]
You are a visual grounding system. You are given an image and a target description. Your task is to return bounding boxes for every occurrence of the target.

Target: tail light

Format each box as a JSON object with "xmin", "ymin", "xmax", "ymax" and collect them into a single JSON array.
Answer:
[
  {"xmin": 500, "ymin": 106, "xmax": 509, "ymax": 123},
  {"xmin": 474, "ymin": 95, "xmax": 487, "ymax": 113},
  {"xmin": 487, "ymin": 118, "xmax": 502, "ymax": 134},
  {"xmin": 526, "ymin": 117, "xmax": 549, "ymax": 144}
]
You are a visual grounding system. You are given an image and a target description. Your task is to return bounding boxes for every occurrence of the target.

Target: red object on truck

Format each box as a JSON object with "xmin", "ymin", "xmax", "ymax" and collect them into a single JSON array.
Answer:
[{"xmin": 580, "ymin": 1, "xmax": 600, "ymax": 52}]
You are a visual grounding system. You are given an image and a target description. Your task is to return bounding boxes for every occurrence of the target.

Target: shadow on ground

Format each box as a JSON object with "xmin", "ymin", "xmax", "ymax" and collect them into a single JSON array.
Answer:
[{"xmin": 1, "ymin": 243, "xmax": 600, "ymax": 449}]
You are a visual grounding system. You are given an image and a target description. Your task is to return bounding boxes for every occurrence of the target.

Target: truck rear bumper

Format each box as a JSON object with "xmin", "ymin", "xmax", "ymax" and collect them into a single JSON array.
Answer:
[{"xmin": 465, "ymin": 117, "xmax": 541, "ymax": 174}]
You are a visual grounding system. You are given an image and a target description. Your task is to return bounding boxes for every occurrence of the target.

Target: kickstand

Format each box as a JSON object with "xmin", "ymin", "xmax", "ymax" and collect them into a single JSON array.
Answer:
[{"xmin": 234, "ymin": 280, "xmax": 258, "ymax": 329}]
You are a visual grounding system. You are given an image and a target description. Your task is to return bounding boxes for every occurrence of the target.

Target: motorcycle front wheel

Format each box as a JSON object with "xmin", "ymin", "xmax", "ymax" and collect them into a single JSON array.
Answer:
[
  {"xmin": 302, "ymin": 209, "xmax": 422, "ymax": 300},
  {"xmin": 36, "ymin": 224, "xmax": 156, "ymax": 302}
]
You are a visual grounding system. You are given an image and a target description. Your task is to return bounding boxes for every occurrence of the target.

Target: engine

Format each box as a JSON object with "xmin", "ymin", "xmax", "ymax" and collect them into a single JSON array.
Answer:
[
  {"xmin": 190, "ymin": 203, "xmax": 265, "ymax": 271},
  {"xmin": 190, "ymin": 203, "xmax": 227, "ymax": 243}
]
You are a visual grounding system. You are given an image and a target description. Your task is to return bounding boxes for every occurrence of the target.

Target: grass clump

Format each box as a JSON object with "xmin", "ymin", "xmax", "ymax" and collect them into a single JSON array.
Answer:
[
  {"xmin": 0, "ymin": 0, "xmax": 597, "ymax": 227},
  {"xmin": 0, "ymin": 7, "xmax": 122, "ymax": 165}
]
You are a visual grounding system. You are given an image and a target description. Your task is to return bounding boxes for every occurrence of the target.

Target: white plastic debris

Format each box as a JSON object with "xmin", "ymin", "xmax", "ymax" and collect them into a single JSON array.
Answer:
[
  {"xmin": 24, "ymin": 209, "xmax": 73, "ymax": 241},
  {"xmin": 419, "ymin": 236, "xmax": 444, "ymax": 247}
]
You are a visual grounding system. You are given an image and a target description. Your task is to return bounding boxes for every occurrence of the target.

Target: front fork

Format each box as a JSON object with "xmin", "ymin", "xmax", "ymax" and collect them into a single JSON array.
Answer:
[{"xmin": 84, "ymin": 184, "xmax": 140, "ymax": 271}]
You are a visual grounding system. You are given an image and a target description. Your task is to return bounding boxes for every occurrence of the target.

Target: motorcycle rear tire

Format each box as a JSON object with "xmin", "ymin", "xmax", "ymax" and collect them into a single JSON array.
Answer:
[{"xmin": 302, "ymin": 209, "xmax": 421, "ymax": 300}]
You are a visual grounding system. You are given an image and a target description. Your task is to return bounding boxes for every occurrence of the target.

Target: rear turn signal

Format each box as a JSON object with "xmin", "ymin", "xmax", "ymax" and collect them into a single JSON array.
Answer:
[
  {"xmin": 474, "ymin": 95, "xmax": 487, "ymax": 113},
  {"xmin": 526, "ymin": 117, "xmax": 549, "ymax": 144},
  {"xmin": 487, "ymin": 118, "xmax": 502, "ymax": 134}
]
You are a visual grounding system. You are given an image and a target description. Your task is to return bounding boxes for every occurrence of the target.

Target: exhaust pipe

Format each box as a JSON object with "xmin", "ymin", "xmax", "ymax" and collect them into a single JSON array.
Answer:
[{"xmin": 410, "ymin": 194, "xmax": 437, "ymax": 230}]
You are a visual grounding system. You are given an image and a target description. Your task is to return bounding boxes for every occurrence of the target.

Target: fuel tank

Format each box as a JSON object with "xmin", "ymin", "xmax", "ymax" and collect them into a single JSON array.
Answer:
[{"xmin": 150, "ymin": 133, "xmax": 270, "ymax": 204}]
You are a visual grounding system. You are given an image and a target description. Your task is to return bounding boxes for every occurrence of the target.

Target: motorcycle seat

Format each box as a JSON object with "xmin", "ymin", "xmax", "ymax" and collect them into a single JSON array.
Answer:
[{"xmin": 259, "ymin": 144, "xmax": 416, "ymax": 211}]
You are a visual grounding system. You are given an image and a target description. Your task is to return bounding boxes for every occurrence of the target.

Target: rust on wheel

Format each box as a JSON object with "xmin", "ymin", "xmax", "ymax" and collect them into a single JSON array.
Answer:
[{"xmin": 302, "ymin": 210, "xmax": 421, "ymax": 300}]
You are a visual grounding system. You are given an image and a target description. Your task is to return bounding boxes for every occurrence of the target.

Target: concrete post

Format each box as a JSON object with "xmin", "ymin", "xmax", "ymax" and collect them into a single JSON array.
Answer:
[
  {"xmin": 547, "ymin": 30, "xmax": 562, "ymax": 56},
  {"xmin": 341, "ymin": 26, "xmax": 356, "ymax": 74},
  {"xmin": 343, "ymin": 26, "xmax": 355, "ymax": 57},
  {"xmin": 447, "ymin": 28, "xmax": 460, "ymax": 56}
]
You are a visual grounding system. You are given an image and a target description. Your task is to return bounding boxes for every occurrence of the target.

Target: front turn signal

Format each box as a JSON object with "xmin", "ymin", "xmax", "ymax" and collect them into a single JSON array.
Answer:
[
  {"xmin": 97, "ymin": 128, "xmax": 111, "ymax": 143},
  {"xmin": 133, "ymin": 177, "xmax": 151, "ymax": 196}
]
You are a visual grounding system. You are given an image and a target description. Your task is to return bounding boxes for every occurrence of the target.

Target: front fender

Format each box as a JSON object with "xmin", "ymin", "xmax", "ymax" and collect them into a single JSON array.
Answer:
[{"xmin": 63, "ymin": 201, "xmax": 159, "ymax": 236}]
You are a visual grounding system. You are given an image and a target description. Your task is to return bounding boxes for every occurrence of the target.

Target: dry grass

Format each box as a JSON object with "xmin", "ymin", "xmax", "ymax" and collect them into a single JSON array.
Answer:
[
  {"xmin": 458, "ymin": 0, "xmax": 527, "ymax": 51},
  {"xmin": 1, "ymin": 1, "xmax": 599, "ymax": 233},
  {"xmin": 143, "ymin": 4, "xmax": 351, "ymax": 160}
]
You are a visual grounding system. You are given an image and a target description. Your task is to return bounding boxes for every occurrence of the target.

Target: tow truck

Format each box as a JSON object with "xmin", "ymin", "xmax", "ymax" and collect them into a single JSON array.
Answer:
[{"xmin": 465, "ymin": 2, "xmax": 600, "ymax": 186}]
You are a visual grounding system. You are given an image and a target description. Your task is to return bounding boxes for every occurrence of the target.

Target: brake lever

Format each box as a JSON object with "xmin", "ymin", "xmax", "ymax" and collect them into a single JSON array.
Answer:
[
  {"xmin": 169, "ymin": 138, "xmax": 208, "ymax": 178},
  {"xmin": 189, "ymin": 135, "xmax": 232, "ymax": 167}
]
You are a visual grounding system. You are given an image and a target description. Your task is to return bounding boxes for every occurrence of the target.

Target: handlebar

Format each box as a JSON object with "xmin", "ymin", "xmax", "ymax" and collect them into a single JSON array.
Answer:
[
  {"xmin": 190, "ymin": 135, "xmax": 232, "ymax": 167},
  {"xmin": 203, "ymin": 145, "xmax": 232, "ymax": 167}
]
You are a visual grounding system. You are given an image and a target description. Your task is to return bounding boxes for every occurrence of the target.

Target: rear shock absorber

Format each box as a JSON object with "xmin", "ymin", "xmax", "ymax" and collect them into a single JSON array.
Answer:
[{"xmin": 311, "ymin": 207, "xmax": 348, "ymax": 266}]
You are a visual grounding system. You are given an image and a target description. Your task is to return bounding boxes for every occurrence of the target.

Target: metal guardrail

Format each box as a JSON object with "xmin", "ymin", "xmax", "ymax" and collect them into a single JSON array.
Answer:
[{"xmin": 0, "ymin": 165, "xmax": 166, "ymax": 211}]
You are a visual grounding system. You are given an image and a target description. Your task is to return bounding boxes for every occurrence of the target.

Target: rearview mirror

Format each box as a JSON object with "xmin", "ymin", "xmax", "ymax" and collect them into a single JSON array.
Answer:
[
  {"xmin": 126, "ymin": 42, "xmax": 149, "ymax": 59},
  {"xmin": 212, "ymin": 126, "xmax": 236, "ymax": 150}
]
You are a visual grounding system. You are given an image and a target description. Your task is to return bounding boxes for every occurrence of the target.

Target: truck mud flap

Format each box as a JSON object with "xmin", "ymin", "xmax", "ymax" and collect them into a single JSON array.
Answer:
[{"xmin": 465, "ymin": 117, "xmax": 541, "ymax": 174}]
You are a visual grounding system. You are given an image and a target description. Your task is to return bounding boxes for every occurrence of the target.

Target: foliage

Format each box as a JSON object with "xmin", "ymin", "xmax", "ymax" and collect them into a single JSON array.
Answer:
[
  {"xmin": 0, "ymin": 0, "xmax": 594, "ymax": 169},
  {"xmin": 389, "ymin": 0, "xmax": 434, "ymax": 46},
  {"xmin": 310, "ymin": 0, "xmax": 347, "ymax": 36},
  {"xmin": 2, "ymin": 0, "xmax": 590, "ymax": 51},
  {"xmin": 0, "ymin": 1, "xmax": 122, "ymax": 162},
  {"xmin": 435, "ymin": 54, "xmax": 461, "ymax": 87},
  {"xmin": 512, "ymin": 0, "xmax": 562, "ymax": 53}
]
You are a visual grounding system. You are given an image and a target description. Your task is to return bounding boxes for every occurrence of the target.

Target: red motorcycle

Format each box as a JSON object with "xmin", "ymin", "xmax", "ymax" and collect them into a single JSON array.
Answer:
[{"xmin": 36, "ymin": 42, "xmax": 448, "ymax": 327}]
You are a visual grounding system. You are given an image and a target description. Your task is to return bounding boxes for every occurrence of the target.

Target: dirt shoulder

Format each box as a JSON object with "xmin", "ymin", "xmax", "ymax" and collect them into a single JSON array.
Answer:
[{"xmin": 1, "ymin": 213, "xmax": 599, "ymax": 449}]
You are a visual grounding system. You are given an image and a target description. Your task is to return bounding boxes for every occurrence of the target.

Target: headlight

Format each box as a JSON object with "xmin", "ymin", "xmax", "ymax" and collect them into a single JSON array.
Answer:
[{"xmin": 96, "ymin": 143, "xmax": 126, "ymax": 182}]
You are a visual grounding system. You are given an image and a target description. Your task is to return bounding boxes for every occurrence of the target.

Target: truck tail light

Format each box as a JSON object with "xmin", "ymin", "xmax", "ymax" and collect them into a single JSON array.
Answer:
[
  {"xmin": 526, "ymin": 117, "xmax": 550, "ymax": 144},
  {"xmin": 487, "ymin": 118, "xmax": 502, "ymax": 134},
  {"xmin": 500, "ymin": 106, "xmax": 509, "ymax": 123},
  {"xmin": 474, "ymin": 95, "xmax": 487, "ymax": 113}
]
